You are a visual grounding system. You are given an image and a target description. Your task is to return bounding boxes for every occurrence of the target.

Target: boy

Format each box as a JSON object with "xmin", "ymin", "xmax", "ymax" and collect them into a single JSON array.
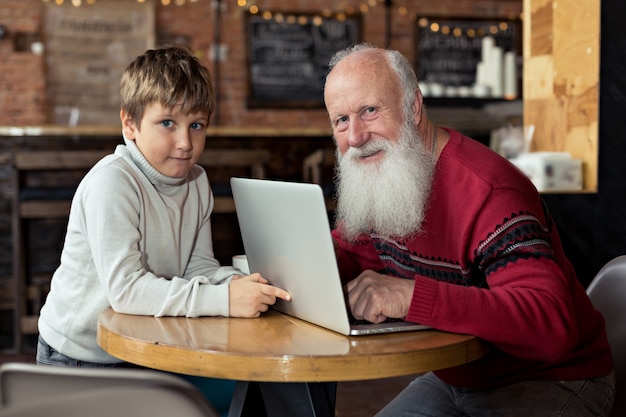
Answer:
[{"xmin": 37, "ymin": 46, "xmax": 290, "ymax": 367}]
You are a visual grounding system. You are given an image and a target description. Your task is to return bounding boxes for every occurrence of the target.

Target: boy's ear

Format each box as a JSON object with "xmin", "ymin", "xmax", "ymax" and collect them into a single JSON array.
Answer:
[{"xmin": 120, "ymin": 109, "xmax": 137, "ymax": 141}]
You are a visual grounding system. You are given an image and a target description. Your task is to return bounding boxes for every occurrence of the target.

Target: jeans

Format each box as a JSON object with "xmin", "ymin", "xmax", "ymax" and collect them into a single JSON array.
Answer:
[
  {"xmin": 36, "ymin": 336, "xmax": 137, "ymax": 368},
  {"xmin": 375, "ymin": 371, "xmax": 616, "ymax": 417}
]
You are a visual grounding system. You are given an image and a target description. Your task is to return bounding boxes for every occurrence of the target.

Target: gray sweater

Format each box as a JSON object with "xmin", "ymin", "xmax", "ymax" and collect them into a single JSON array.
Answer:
[{"xmin": 38, "ymin": 138, "xmax": 238, "ymax": 363}]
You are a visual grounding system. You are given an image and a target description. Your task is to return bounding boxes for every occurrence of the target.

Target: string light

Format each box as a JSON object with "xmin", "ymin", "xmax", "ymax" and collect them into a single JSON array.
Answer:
[
  {"xmin": 39, "ymin": 0, "xmax": 380, "ymax": 21},
  {"xmin": 419, "ymin": 17, "xmax": 514, "ymax": 40},
  {"xmin": 37, "ymin": 0, "xmax": 516, "ymax": 41}
]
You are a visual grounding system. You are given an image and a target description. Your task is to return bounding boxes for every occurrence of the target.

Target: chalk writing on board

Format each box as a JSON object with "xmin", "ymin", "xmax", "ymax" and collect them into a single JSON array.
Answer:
[
  {"xmin": 247, "ymin": 14, "xmax": 360, "ymax": 108},
  {"xmin": 416, "ymin": 17, "xmax": 519, "ymax": 87}
]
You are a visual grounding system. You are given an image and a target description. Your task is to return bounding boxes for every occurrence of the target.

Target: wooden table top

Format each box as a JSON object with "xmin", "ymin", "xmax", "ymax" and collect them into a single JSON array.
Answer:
[{"xmin": 97, "ymin": 308, "xmax": 488, "ymax": 383}]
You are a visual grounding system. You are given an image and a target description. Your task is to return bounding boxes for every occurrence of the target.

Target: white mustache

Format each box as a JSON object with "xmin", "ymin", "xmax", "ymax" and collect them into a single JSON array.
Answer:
[{"xmin": 343, "ymin": 140, "xmax": 391, "ymax": 160}]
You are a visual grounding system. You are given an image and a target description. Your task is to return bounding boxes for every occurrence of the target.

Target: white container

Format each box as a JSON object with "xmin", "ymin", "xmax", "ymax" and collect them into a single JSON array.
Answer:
[
  {"xmin": 509, "ymin": 152, "xmax": 583, "ymax": 192},
  {"xmin": 503, "ymin": 51, "xmax": 518, "ymax": 99}
]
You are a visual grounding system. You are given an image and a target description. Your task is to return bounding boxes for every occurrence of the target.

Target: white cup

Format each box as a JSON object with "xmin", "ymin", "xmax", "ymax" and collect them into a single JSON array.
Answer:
[
  {"xmin": 472, "ymin": 83, "xmax": 490, "ymax": 98},
  {"xmin": 232, "ymin": 254, "xmax": 250, "ymax": 275},
  {"xmin": 429, "ymin": 83, "xmax": 444, "ymax": 97}
]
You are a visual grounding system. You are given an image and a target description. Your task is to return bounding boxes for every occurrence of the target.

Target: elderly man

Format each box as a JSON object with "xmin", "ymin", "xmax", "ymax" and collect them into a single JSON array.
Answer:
[{"xmin": 324, "ymin": 43, "xmax": 614, "ymax": 417}]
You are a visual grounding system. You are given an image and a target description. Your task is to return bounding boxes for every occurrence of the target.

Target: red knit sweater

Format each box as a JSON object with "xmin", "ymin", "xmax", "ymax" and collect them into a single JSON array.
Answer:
[{"xmin": 333, "ymin": 129, "xmax": 613, "ymax": 388}]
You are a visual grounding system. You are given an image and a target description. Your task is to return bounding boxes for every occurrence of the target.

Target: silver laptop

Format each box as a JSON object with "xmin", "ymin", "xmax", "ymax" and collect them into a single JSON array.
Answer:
[{"xmin": 230, "ymin": 177, "xmax": 430, "ymax": 336}]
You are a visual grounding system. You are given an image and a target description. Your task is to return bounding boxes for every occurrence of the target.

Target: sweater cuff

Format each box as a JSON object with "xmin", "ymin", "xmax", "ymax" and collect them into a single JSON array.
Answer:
[
  {"xmin": 407, "ymin": 276, "xmax": 438, "ymax": 325},
  {"xmin": 194, "ymin": 282, "xmax": 230, "ymax": 317}
]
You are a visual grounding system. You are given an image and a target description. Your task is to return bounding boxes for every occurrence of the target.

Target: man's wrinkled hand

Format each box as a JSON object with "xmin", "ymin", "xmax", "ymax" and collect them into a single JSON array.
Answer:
[{"xmin": 345, "ymin": 270, "xmax": 414, "ymax": 323}]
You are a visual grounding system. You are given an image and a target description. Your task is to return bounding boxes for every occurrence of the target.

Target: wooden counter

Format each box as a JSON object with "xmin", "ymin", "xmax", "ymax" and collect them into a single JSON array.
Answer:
[{"xmin": 0, "ymin": 125, "xmax": 332, "ymax": 138}]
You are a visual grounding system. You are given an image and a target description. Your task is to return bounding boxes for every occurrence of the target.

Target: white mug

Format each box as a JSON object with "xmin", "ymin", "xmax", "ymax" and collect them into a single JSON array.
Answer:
[{"xmin": 232, "ymin": 254, "xmax": 250, "ymax": 275}]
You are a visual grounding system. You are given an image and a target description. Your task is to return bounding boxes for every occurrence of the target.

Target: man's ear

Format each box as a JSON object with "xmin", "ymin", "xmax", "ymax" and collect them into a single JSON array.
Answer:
[
  {"xmin": 120, "ymin": 109, "xmax": 137, "ymax": 141},
  {"xmin": 412, "ymin": 88, "xmax": 424, "ymax": 126}
]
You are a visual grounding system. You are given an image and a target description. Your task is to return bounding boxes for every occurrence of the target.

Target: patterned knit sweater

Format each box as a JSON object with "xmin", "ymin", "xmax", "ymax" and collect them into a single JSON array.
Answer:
[{"xmin": 333, "ymin": 129, "xmax": 613, "ymax": 388}]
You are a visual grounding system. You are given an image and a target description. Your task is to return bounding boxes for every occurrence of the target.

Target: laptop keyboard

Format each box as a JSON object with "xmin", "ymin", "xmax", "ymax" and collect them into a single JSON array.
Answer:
[{"xmin": 348, "ymin": 313, "xmax": 405, "ymax": 325}]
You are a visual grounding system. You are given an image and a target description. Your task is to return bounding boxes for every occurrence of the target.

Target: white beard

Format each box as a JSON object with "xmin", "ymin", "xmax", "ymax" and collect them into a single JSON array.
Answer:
[{"xmin": 334, "ymin": 123, "xmax": 435, "ymax": 242}]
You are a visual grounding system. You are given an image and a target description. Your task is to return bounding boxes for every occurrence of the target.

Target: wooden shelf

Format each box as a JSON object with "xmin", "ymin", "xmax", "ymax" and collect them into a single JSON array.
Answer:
[
  {"xmin": 0, "ymin": 125, "xmax": 332, "ymax": 138},
  {"xmin": 523, "ymin": 0, "xmax": 600, "ymax": 193},
  {"xmin": 424, "ymin": 97, "xmax": 521, "ymax": 108}
]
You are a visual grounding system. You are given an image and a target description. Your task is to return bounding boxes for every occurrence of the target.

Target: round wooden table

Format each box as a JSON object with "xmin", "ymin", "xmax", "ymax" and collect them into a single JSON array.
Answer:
[{"xmin": 98, "ymin": 308, "xmax": 488, "ymax": 417}]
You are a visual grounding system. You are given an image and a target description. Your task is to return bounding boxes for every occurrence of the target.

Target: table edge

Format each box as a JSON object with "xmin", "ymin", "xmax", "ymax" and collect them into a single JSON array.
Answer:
[{"xmin": 97, "ymin": 310, "xmax": 489, "ymax": 382}]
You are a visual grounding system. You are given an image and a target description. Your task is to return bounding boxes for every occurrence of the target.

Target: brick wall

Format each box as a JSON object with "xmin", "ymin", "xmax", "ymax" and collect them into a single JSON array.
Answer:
[
  {"xmin": 0, "ymin": 0, "xmax": 46, "ymax": 125},
  {"xmin": 0, "ymin": 0, "xmax": 522, "ymax": 128}
]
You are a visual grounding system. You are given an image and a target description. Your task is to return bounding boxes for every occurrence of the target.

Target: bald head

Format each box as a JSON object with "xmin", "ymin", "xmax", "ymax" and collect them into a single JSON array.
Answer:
[
  {"xmin": 327, "ymin": 47, "xmax": 392, "ymax": 80},
  {"xmin": 324, "ymin": 44, "xmax": 421, "ymax": 131},
  {"xmin": 324, "ymin": 49, "xmax": 402, "ymax": 129}
]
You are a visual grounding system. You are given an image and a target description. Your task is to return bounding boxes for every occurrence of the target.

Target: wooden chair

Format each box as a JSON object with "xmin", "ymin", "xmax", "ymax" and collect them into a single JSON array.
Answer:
[
  {"xmin": 197, "ymin": 149, "xmax": 270, "ymax": 213},
  {"xmin": 11, "ymin": 150, "xmax": 110, "ymax": 353},
  {"xmin": 9, "ymin": 148, "xmax": 270, "ymax": 353},
  {"xmin": 302, "ymin": 148, "xmax": 336, "ymax": 211}
]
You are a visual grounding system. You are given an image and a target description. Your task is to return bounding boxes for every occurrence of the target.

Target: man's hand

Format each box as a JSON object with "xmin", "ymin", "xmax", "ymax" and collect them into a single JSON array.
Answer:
[
  {"xmin": 345, "ymin": 270, "xmax": 414, "ymax": 323},
  {"xmin": 229, "ymin": 273, "xmax": 291, "ymax": 317}
]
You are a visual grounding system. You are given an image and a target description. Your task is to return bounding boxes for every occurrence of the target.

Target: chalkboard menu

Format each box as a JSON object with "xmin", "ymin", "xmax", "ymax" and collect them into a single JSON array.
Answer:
[
  {"xmin": 247, "ymin": 13, "xmax": 360, "ymax": 108},
  {"xmin": 43, "ymin": 1, "xmax": 155, "ymax": 125},
  {"xmin": 416, "ymin": 17, "xmax": 520, "ymax": 88}
]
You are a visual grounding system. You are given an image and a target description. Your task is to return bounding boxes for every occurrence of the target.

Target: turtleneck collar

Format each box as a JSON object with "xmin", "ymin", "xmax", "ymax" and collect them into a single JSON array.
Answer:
[{"xmin": 122, "ymin": 133, "xmax": 188, "ymax": 187}]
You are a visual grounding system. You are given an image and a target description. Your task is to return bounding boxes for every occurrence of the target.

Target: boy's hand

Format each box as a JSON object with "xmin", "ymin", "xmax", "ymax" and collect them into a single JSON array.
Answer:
[{"xmin": 229, "ymin": 273, "xmax": 291, "ymax": 318}]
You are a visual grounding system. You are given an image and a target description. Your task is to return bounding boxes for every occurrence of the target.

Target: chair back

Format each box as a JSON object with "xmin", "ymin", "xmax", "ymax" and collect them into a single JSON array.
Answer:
[
  {"xmin": 302, "ymin": 148, "xmax": 336, "ymax": 212},
  {"xmin": 587, "ymin": 255, "xmax": 626, "ymax": 417},
  {"xmin": 0, "ymin": 363, "xmax": 219, "ymax": 417}
]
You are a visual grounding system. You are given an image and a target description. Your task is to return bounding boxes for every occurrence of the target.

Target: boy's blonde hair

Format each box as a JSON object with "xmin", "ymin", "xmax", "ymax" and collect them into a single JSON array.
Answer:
[{"xmin": 120, "ymin": 46, "xmax": 214, "ymax": 126}]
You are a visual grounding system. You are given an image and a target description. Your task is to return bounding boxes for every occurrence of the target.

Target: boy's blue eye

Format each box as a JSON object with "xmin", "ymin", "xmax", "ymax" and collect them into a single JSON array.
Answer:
[
  {"xmin": 191, "ymin": 122, "xmax": 203, "ymax": 130},
  {"xmin": 161, "ymin": 120, "xmax": 173, "ymax": 127}
]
